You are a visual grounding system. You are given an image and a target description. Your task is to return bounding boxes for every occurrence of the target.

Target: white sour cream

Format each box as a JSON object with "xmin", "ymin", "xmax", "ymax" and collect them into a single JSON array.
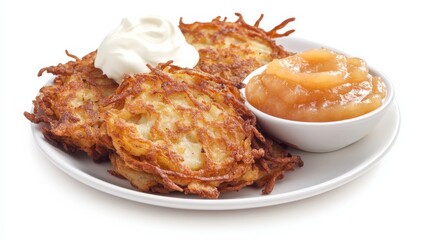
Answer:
[{"xmin": 95, "ymin": 16, "xmax": 199, "ymax": 83}]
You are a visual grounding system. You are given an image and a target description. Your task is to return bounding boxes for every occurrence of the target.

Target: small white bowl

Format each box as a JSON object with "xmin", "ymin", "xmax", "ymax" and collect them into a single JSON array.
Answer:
[{"xmin": 242, "ymin": 65, "xmax": 395, "ymax": 152}]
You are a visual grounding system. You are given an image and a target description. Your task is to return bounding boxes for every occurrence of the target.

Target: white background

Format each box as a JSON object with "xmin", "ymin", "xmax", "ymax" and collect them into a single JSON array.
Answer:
[{"xmin": 1, "ymin": 0, "xmax": 428, "ymax": 239}]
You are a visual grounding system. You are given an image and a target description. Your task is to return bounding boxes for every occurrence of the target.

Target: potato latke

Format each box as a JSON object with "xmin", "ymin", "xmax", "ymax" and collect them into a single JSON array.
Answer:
[
  {"xmin": 180, "ymin": 13, "xmax": 295, "ymax": 85},
  {"xmin": 24, "ymin": 51, "xmax": 118, "ymax": 161},
  {"xmin": 103, "ymin": 63, "xmax": 258, "ymax": 198},
  {"xmin": 103, "ymin": 63, "xmax": 302, "ymax": 198}
]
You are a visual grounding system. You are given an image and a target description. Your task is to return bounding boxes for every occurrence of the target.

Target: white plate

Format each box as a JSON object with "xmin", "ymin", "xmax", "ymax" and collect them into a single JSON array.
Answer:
[{"xmin": 31, "ymin": 37, "xmax": 400, "ymax": 210}]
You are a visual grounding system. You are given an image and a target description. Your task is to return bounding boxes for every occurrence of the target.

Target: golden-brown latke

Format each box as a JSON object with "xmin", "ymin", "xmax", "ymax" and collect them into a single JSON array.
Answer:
[
  {"xmin": 103, "ymin": 62, "xmax": 302, "ymax": 198},
  {"xmin": 102, "ymin": 62, "xmax": 256, "ymax": 198},
  {"xmin": 24, "ymin": 51, "xmax": 118, "ymax": 161},
  {"xmin": 180, "ymin": 13, "xmax": 295, "ymax": 85}
]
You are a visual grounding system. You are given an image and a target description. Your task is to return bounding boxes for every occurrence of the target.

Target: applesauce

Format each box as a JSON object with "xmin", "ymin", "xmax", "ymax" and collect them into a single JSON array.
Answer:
[{"xmin": 245, "ymin": 48, "xmax": 387, "ymax": 122}]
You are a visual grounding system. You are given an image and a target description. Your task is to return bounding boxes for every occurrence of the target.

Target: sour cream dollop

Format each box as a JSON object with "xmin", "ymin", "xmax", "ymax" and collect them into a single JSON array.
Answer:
[{"xmin": 95, "ymin": 16, "xmax": 199, "ymax": 83}]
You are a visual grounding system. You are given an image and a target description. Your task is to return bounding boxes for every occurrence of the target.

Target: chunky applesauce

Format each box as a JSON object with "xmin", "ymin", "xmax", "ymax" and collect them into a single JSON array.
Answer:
[{"xmin": 245, "ymin": 48, "xmax": 387, "ymax": 122}]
